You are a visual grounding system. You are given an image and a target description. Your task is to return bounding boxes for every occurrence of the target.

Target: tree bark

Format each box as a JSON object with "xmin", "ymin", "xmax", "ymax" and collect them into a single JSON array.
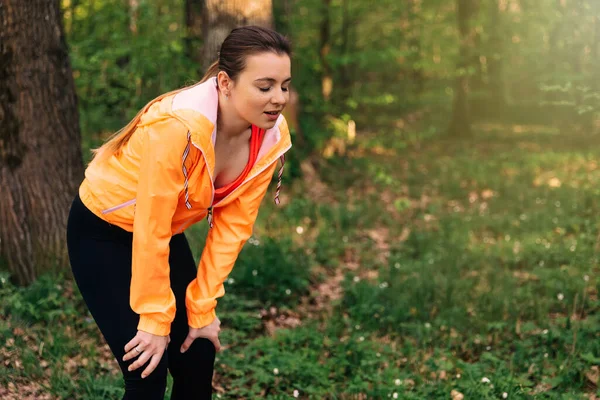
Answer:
[
  {"xmin": 0, "ymin": 0, "xmax": 84, "ymax": 285},
  {"xmin": 201, "ymin": 0, "xmax": 273, "ymax": 71},
  {"xmin": 185, "ymin": 0, "xmax": 204, "ymax": 72},
  {"xmin": 486, "ymin": 0, "xmax": 507, "ymax": 110},
  {"xmin": 449, "ymin": 0, "xmax": 477, "ymax": 137},
  {"xmin": 128, "ymin": 0, "xmax": 139, "ymax": 34},
  {"xmin": 319, "ymin": 0, "xmax": 332, "ymax": 102}
]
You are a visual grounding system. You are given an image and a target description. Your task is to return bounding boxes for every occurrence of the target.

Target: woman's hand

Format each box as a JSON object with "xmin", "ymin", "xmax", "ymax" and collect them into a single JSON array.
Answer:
[
  {"xmin": 123, "ymin": 331, "xmax": 170, "ymax": 379},
  {"xmin": 180, "ymin": 316, "xmax": 221, "ymax": 353}
]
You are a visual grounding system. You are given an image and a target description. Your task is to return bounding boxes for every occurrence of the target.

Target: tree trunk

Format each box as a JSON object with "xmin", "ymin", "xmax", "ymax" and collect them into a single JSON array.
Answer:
[
  {"xmin": 448, "ymin": 0, "xmax": 477, "ymax": 137},
  {"xmin": 0, "ymin": 0, "xmax": 84, "ymax": 285},
  {"xmin": 185, "ymin": 0, "xmax": 204, "ymax": 73},
  {"xmin": 128, "ymin": 0, "xmax": 139, "ymax": 34},
  {"xmin": 486, "ymin": 0, "xmax": 507, "ymax": 111},
  {"xmin": 201, "ymin": 0, "xmax": 273, "ymax": 71},
  {"xmin": 319, "ymin": 0, "xmax": 332, "ymax": 103}
]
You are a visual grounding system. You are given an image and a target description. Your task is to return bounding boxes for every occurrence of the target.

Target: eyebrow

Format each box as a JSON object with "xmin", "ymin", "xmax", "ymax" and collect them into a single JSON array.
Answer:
[{"xmin": 254, "ymin": 77, "xmax": 292, "ymax": 84}]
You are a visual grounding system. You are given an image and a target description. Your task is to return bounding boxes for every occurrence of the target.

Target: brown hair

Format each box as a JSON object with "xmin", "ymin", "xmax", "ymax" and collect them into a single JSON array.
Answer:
[{"xmin": 92, "ymin": 26, "xmax": 291, "ymax": 162}]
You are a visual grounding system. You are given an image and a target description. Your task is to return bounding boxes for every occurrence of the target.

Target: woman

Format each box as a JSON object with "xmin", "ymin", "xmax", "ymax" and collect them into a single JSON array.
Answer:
[{"xmin": 66, "ymin": 26, "xmax": 292, "ymax": 399}]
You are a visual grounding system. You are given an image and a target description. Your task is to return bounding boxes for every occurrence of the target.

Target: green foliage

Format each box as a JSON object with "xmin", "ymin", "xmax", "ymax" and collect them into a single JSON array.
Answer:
[{"xmin": 227, "ymin": 236, "xmax": 312, "ymax": 308}]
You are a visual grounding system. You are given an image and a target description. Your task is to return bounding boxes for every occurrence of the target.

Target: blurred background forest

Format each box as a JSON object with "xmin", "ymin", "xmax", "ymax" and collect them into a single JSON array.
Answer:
[{"xmin": 2, "ymin": 0, "xmax": 600, "ymax": 398}]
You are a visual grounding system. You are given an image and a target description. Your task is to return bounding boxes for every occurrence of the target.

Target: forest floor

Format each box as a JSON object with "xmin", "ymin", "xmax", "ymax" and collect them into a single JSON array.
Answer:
[{"xmin": 2, "ymin": 122, "xmax": 600, "ymax": 399}]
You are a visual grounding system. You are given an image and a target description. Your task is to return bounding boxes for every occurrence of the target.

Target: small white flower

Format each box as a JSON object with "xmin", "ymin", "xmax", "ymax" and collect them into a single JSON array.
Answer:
[
  {"xmin": 456, "ymin": 374, "xmax": 461, "ymax": 379},
  {"xmin": 481, "ymin": 377, "xmax": 490, "ymax": 384},
  {"xmin": 394, "ymin": 262, "xmax": 401, "ymax": 269},
  {"xmin": 353, "ymin": 276, "xmax": 360, "ymax": 283},
  {"xmin": 273, "ymin": 368, "xmax": 279, "ymax": 375},
  {"xmin": 392, "ymin": 393, "xmax": 398, "ymax": 399},
  {"xmin": 252, "ymin": 270, "xmax": 258, "ymax": 276},
  {"xmin": 226, "ymin": 278, "xmax": 235, "ymax": 285},
  {"xmin": 394, "ymin": 379, "xmax": 402, "ymax": 386},
  {"xmin": 543, "ymin": 329, "xmax": 548, "ymax": 335},
  {"xmin": 486, "ymin": 346, "xmax": 491, "ymax": 351},
  {"xmin": 293, "ymin": 389, "xmax": 299, "ymax": 398},
  {"xmin": 424, "ymin": 322, "xmax": 431, "ymax": 329},
  {"xmin": 355, "ymin": 324, "xmax": 361, "ymax": 330},
  {"xmin": 376, "ymin": 352, "xmax": 381, "ymax": 357},
  {"xmin": 584, "ymin": 275, "xmax": 590, "ymax": 282},
  {"xmin": 359, "ymin": 336, "xmax": 365, "ymax": 342},
  {"xmin": 296, "ymin": 226, "xmax": 304, "ymax": 235},
  {"xmin": 544, "ymin": 353, "xmax": 548, "ymax": 358},
  {"xmin": 379, "ymin": 282, "xmax": 389, "ymax": 289},
  {"xmin": 557, "ymin": 293, "xmax": 564, "ymax": 301},
  {"xmin": 285, "ymin": 289, "xmax": 291, "ymax": 295},
  {"xmin": 502, "ymin": 393, "xmax": 508, "ymax": 399}
]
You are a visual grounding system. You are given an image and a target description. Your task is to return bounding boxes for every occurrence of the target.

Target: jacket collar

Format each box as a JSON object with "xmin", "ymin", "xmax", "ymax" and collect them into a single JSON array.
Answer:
[{"xmin": 166, "ymin": 77, "xmax": 292, "ymax": 179}]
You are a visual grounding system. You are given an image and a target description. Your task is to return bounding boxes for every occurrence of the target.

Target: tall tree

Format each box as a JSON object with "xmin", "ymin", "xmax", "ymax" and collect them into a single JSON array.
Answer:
[
  {"xmin": 320, "ymin": 0, "xmax": 332, "ymax": 103},
  {"xmin": 448, "ymin": 0, "xmax": 478, "ymax": 137},
  {"xmin": 486, "ymin": 0, "xmax": 507, "ymax": 110},
  {"xmin": 0, "ymin": 0, "xmax": 84, "ymax": 285},
  {"xmin": 201, "ymin": 0, "xmax": 273, "ymax": 71},
  {"xmin": 185, "ymin": 0, "xmax": 204, "ymax": 72},
  {"xmin": 128, "ymin": 0, "xmax": 140, "ymax": 34}
]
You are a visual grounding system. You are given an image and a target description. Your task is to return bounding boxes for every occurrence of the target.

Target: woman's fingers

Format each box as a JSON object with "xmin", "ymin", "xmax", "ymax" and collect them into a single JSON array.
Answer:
[
  {"xmin": 180, "ymin": 333, "xmax": 195, "ymax": 354},
  {"xmin": 124, "ymin": 336, "xmax": 140, "ymax": 354},
  {"xmin": 127, "ymin": 349, "xmax": 152, "ymax": 372},
  {"xmin": 180, "ymin": 333, "xmax": 221, "ymax": 353},
  {"xmin": 212, "ymin": 336, "xmax": 222, "ymax": 352},
  {"xmin": 123, "ymin": 338, "xmax": 143, "ymax": 362},
  {"xmin": 141, "ymin": 353, "xmax": 163, "ymax": 379}
]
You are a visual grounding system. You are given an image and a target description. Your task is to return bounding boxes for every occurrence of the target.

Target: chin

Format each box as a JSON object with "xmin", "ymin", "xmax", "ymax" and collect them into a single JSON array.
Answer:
[{"xmin": 256, "ymin": 120, "xmax": 278, "ymax": 130}]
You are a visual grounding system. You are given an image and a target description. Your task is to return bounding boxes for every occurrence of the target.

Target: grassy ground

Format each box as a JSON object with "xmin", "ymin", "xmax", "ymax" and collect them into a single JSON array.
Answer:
[{"xmin": 2, "ymin": 122, "xmax": 600, "ymax": 399}]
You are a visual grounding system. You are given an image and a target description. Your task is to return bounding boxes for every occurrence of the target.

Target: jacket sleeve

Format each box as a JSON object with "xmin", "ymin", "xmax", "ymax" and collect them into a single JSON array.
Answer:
[
  {"xmin": 184, "ymin": 162, "xmax": 278, "ymax": 328},
  {"xmin": 131, "ymin": 118, "xmax": 189, "ymax": 336}
]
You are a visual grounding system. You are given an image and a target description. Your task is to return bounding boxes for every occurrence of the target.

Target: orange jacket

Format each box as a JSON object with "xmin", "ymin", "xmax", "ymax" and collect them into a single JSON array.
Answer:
[{"xmin": 79, "ymin": 78, "xmax": 292, "ymax": 336}]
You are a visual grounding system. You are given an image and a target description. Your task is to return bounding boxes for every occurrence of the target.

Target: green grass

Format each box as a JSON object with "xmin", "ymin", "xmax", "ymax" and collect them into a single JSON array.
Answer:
[{"xmin": 2, "ymin": 123, "xmax": 600, "ymax": 399}]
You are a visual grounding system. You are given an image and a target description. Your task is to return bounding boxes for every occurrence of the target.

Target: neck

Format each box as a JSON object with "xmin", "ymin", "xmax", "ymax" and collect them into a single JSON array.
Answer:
[{"xmin": 216, "ymin": 92, "xmax": 252, "ymax": 140}]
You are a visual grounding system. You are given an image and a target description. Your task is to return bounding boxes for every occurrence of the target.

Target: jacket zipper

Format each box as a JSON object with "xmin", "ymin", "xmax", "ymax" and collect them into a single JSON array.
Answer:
[
  {"xmin": 101, "ymin": 198, "xmax": 137, "ymax": 215},
  {"xmin": 190, "ymin": 143, "xmax": 216, "ymax": 228},
  {"xmin": 190, "ymin": 133, "xmax": 290, "ymax": 229}
]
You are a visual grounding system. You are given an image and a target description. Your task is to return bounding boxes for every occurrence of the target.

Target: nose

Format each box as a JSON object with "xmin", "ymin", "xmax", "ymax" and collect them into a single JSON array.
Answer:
[{"xmin": 271, "ymin": 88, "xmax": 287, "ymax": 106}]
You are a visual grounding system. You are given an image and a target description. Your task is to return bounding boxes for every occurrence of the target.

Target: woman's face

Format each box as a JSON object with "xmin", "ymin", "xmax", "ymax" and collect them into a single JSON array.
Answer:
[{"xmin": 227, "ymin": 52, "xmax": 292, "ymax": 130}]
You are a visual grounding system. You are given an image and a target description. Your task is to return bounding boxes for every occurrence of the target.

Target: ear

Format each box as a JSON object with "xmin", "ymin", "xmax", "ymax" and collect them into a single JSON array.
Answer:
[{"xmin": 217, "ymin": 71, "xmax": 233, "ymax": 94}]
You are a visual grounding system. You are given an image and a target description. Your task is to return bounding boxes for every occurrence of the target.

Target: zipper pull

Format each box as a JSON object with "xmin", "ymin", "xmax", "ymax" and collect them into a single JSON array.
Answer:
[{"xmin": 207, "ymin": 207, "xmax": 214, "ymax": 228}]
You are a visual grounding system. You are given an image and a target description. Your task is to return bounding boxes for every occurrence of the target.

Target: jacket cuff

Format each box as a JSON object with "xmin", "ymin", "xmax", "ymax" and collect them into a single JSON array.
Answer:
[
  {"xmin": 137, "ymin": 315, "xmax": 171, "ymax": 336},
  {"xmin": 187, "ymin": 308, "xmax": 217, "ymax": 329}
]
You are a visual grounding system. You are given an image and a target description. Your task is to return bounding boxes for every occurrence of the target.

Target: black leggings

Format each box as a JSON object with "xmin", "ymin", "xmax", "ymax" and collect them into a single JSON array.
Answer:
[{"xmin": 66, "ymin": 194, "xmax": 215, "ymax": 399}]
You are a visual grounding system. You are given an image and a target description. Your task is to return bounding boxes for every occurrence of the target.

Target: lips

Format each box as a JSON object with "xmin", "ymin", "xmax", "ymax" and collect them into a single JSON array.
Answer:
[{"xmin": 264, "ymin": 110, "xmax": 281, "ymax": 121}]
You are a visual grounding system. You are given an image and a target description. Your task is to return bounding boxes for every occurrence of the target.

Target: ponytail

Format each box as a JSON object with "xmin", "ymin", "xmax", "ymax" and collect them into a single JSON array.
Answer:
[
  {"xmin": 199, "ymin": 60, "xmax": 219, "ymax": 84},
  {"xmin": 91, "ymin": 59, "xmax": 220, "ymax": 163}
]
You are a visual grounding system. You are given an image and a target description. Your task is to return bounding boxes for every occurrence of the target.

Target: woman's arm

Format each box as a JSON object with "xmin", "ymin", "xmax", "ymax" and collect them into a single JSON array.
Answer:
[
  {"xmin": 130, "ymin": 117, "xmax": 189, "ymax": 336},
  {"xmin": 184, "ymin": 162, "xmax": 279, "ymax": 329}
]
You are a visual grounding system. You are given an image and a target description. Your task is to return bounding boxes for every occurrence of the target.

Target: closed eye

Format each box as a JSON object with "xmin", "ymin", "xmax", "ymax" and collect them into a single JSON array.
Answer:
[{"xmin": 259, "ymin": 87, "xmax": 290, "ymax": 92}]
